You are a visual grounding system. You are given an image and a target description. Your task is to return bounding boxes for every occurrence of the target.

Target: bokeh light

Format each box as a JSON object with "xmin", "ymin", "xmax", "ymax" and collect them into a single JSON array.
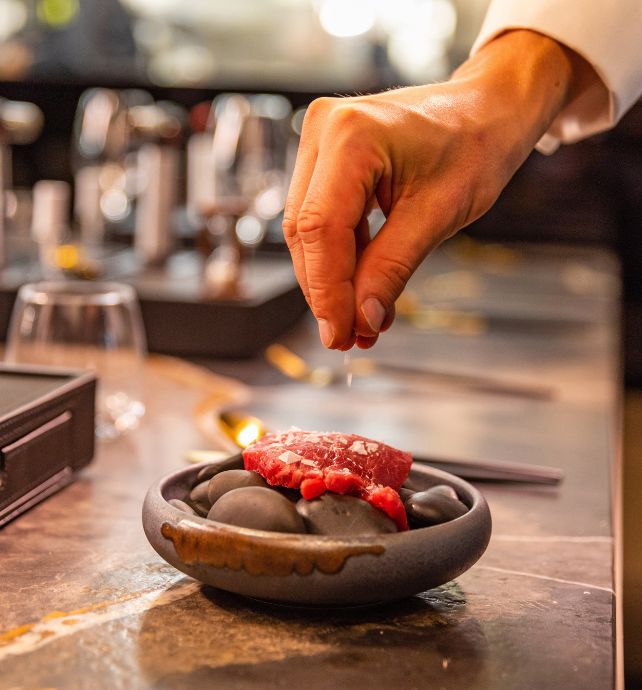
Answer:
[{"xmin": 318, "ymin": 0, "xmax": 376, "ymax": 38}]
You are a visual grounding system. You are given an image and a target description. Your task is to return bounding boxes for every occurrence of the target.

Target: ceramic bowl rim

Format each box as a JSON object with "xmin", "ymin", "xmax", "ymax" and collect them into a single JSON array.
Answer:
[{"xmin": 149, "ymin": 460, "xmax": 490, "ymax": 548}]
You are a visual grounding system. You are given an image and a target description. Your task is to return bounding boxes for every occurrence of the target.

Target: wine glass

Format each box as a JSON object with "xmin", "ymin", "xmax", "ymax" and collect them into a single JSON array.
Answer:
[
  {"xmin": 196, "ymin": 93, "xmax": 293, "ymax": 296},
  {"xmin": 5, "ymin": 281, "xmax": 147, "ymax": 439}
]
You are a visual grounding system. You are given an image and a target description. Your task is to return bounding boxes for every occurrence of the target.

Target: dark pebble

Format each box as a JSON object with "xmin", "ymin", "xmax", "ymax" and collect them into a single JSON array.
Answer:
[
  {"xmin": 296, "ymin": 494, "xmax": 398, "ymax": 536},
  {"xmin": 189, "ymin": 480, "xmax": 212, "ymax": 516},
  {"xmin": 168, "ymin": 498, "xmax": 197, "ymax": 516},
  {"xmin": 207, "ymin": 486, "xmax": 307, "ymax": 534},
  {"xmin": 426, "ymin": 484, "xmax": 459, "ymax": 501},
  {"xmin": 193, "ymin": 453, "xmax": 244, "ymax": 487},
  {"xmin": 399, "ymin": 487, "xmax": 415, "ymax": 503},
  {"xmin": 401, "ymin": 479, "xmax": 423, "ymax": 492},
  {"xmin": 405, "ymin": 489, "xmax": 468, "ymax": 527},
  {"xmin": 400, "ymin": 484, "xmax": 458, "ymax": 502},
  {"xmin": 207, "ymin": 469, "xmax": 267, "ymax": 505}
]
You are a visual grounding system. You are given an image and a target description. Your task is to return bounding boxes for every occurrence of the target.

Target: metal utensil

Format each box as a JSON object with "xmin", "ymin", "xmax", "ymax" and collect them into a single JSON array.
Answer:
[
  {"xmin": 265, "ymin": 343, "xmax": 555, "ymax": 400},
  {"xmin": 214, "ymin": 409, "xmax": 563, "ymax": 485},
  {"xmin": 411, "ymin": 455, "xmax": 562, "ymax": 485}
]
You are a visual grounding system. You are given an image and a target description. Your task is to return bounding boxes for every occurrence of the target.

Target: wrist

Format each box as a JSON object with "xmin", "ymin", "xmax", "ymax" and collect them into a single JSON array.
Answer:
[{"xmin": 451, "ymin": 29, "xmax": 576, "ymax": 155}]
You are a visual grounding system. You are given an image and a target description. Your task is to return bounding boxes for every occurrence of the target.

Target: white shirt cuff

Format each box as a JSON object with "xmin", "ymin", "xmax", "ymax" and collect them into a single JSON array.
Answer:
[{"xmin": 471, "ymin": 0, "xmax": 642, "ymax": 153}]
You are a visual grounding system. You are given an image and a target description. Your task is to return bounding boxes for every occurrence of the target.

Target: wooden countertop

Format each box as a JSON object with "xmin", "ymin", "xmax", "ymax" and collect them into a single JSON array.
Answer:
[{"xmin": 0, "ymin": 243, "xmax": 622, "ymax": 689}]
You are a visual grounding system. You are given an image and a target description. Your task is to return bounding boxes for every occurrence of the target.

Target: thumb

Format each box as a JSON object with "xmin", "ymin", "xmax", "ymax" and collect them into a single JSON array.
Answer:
[{"xmin": 353, "ymin": 198, "xmax": 448, "ymax": 337}]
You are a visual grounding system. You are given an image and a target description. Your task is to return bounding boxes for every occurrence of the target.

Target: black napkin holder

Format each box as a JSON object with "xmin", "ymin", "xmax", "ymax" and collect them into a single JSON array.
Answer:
[{"xmin": 0, "ymin": 366, "xmax": 96, "ymax": 527}]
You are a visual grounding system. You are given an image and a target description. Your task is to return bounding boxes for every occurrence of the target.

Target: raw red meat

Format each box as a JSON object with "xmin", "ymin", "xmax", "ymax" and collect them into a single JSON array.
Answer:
[{"xmin": 242, "ymin": 430, "xmax": 412, "ymax": 530}]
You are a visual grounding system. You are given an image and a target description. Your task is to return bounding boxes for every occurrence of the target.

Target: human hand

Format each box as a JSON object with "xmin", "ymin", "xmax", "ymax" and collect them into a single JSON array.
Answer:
[{"xmin": 283, "ymin": 30, "xmax": 579, "ymax": 350}]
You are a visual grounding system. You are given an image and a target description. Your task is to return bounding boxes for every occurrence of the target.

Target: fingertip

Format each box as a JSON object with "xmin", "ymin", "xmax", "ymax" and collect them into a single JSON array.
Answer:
[
  {"xmin": 338, "ymin": 334, "xmax": 357, "ymax": 351},
  {"xmin": 360, "ymin": 296, "xmax": 386, "ymax": 334},
  {"xmin": 317, "ymin": 319, "xmax": 355, "ymax": 350},
  {"xmin": 317, "ymin": 319, "xmax": 335, "ymax": 349},
  {"xmin": 380, "ymin": 305, "xmax": 396, "ymax": 333},
  {"xmin": 356, "ymin": 334, "xmax": 378, "ymax": 349}
]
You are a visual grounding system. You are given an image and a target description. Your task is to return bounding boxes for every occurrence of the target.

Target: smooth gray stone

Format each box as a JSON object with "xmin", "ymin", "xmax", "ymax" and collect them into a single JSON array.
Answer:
[
  {"xmin": 296, "ymin": 494, "xmax": 398, "ymax": 536},
  {"xmin": 189, "ymin": 480, "xmax": 212, "ymax": 516},
  {"xmin": 194, "ymin": 453, "xmax": 244, "ymax": 486},
  {"xmin": 168, "ymin": 499, "xmax": 197, "ymax": 516},
  {"xmin": 143, "ymin": 460, "xmax": 492, "ymax": 605},
  {"xmin": 405, "ymin": 489, "xmax": 468, "ymax": 527},
  {"xmin": 207, "ymin": 470, "xmax": 267, "ymax": 505},
  {"xmin": 426, "ymin": 484, "xmax": 459, "ymax": 501},
  {"xmin": 207, "ymin": 486, "xmax": 307, "ymax": 534},
  {"xmin": 399, "ymin": 487, "xmax": 415, "ymax": 503}
]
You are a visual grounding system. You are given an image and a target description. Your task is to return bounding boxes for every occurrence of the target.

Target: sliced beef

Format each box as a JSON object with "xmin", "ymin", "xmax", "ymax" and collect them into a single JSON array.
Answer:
[{"xmin": 242, "ymin": 430, "xmax": 412, "ymax": 530}]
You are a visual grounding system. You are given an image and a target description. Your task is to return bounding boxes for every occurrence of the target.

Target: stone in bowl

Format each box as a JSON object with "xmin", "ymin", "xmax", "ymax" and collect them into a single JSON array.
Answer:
[{"xmin": 142, "ymin": 458, "xmax": 492, "ymax": 606}]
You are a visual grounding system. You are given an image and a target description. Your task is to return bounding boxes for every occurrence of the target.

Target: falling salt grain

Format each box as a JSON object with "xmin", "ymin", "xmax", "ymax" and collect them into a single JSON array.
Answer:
[
  {"xmin": 442, "ymin": 658, "xmax": 451, "ymax": 670},
  {"xmin": 344, "ymin": 352, "xmax": 353, "ymax": 387}
]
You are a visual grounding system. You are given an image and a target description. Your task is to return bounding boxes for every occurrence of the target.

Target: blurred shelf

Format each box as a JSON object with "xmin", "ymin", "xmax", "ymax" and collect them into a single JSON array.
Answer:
[{"xmin": 0, "ymin": 249, "xmax": 308, "ymax": 358}]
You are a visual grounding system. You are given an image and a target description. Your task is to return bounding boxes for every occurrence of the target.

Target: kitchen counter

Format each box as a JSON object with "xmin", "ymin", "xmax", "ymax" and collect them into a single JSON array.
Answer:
[{"xmin": 0, "ymin": 242, "xmax": 622, "ymax": 689}]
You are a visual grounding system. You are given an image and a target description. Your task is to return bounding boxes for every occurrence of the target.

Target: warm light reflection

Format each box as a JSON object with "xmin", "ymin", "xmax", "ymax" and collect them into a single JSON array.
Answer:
[
  {"xmin": 235, "ymin": 215, "xmax": 264, "ymax": 246},
  {"xmin": 387, "ymin": 28, "xmax": 448, "ymax": 81},
  {"xmin": 100, "ymin": 188, "xmax": 130, "ymax": 222},
  {"xmin": 0, "ymin": 0, "xmax": 27, "ymax": 41},
  {"xmin": 54, "ymin": 243, "xmax": 80, "ymax": 270},
  {"xmin": 37, "ymin": 0, "xmax": 79, "ymax": 27},
  {"xmin": 385, "ymin": 0, "xmax": 457, "ymax": 81},
  {"xmin": 318, "ymin": 0, "xmax": 375, "ymax": 38},
  {"xmin": 376, "ymin": 0, "xmax": 456, "ymax": 39},
  {"xmin": 219, "ymin": 410, "xmax": 266, "ymax": 449},
  {"xmin": 236, "ymin": 421, "xmax": 262, "ymax": 448}
]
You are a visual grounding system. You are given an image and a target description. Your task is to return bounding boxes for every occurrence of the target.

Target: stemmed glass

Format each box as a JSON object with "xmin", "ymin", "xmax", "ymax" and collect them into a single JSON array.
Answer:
[
  {"xmin": 5, "ymin": 281, "xmax": 147, "ymax": 439},
  {"xmin": 197, "ymin": 93, "xmax": 294, "ymax": 297}
]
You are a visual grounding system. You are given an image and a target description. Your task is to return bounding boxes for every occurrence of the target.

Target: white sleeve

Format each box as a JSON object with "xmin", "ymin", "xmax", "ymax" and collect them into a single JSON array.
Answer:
[{"xmin": 471, "ymin": 0, "xmax": 642, "ymax": 153}]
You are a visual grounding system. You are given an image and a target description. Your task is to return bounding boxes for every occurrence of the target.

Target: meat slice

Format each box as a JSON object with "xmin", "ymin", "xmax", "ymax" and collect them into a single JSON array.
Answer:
[{"xmin": 242, "ymin": 430, "xmax": 412, "ymax": 530}]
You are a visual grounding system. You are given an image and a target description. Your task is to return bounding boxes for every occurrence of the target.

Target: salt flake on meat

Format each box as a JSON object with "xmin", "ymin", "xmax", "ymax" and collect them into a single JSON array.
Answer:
[
  {"xmin": 349, "ymin": 440, "xmax": 368, "ymax": 455},
  {"xmin": 278, "ymin": 451, "xmax": 304, "ymax": 464}
]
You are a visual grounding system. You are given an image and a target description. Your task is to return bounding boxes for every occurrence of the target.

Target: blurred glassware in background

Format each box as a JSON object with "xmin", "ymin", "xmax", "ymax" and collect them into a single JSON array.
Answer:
[
  {"xmin": 5, "ymin": 281, "xmax": 147, "ymax": 439},
  {"xmin": 31, "ymin": 179, "xmax": 71, "ymax": 274},
  {"xmin": 71, "ymin": 87, "xmax": 185, "ymax": 266},
  {"xmin": 187, "ymin": 92, "xmax": 294, "ymax": 298},
  {"xmin": 0, "ymin": 97, "xmax": 43, "ymax": 268}
]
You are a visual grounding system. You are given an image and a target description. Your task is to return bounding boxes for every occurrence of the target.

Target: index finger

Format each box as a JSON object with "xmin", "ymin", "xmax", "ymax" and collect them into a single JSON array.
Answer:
[{"xmin": 297, "ymin": 117, "xmax": 386, "ymax": 348}]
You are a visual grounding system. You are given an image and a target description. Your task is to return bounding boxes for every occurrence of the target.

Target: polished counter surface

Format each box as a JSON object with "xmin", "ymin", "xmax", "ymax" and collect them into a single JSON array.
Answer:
[{"xmin": 0, "ymin": 243, "xmax": 621, "ymax": 689}]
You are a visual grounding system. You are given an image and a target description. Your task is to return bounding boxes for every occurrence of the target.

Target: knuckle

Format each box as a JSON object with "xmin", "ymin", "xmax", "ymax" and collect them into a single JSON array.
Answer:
[
  {"xmin": 303, "ymin": 97, "xmax": 336, "ymax": 126},
  {"xmin": 281, "ymin": 206, "xmax": 299, "ymax": 241},
  {"xmin": 328, "ymin": 103, "xmax": 368, "ymax": 134},
  {"xmin": 376, "ymin": 255, "xmax": 414, "ymax": 298},
  {"xmin": 296, "ymin": 202, "xmax": 328, "ymax": 242}
]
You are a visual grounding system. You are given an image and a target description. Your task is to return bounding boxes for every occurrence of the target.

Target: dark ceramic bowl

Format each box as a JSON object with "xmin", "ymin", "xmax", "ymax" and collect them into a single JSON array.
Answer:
[{"xmin": 142, "ymin": 461, "xmax": 492, "ymax": 606}]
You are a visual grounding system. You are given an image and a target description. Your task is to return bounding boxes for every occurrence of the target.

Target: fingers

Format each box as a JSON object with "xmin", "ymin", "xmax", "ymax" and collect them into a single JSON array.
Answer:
[
  {"xmin": 282, "ymin": 119, "xmax": 321, "ymax": 309},
  {"xmin": 295, "ymin": 178, "xmax": 359, "ymax": 348},
  {"xmin": 284, "ymin": 102, "xmax": 386, "ymax": 349},
  {"xmin": 352, "ymin": 194, "xmax": 450, "ymax": 339}
]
